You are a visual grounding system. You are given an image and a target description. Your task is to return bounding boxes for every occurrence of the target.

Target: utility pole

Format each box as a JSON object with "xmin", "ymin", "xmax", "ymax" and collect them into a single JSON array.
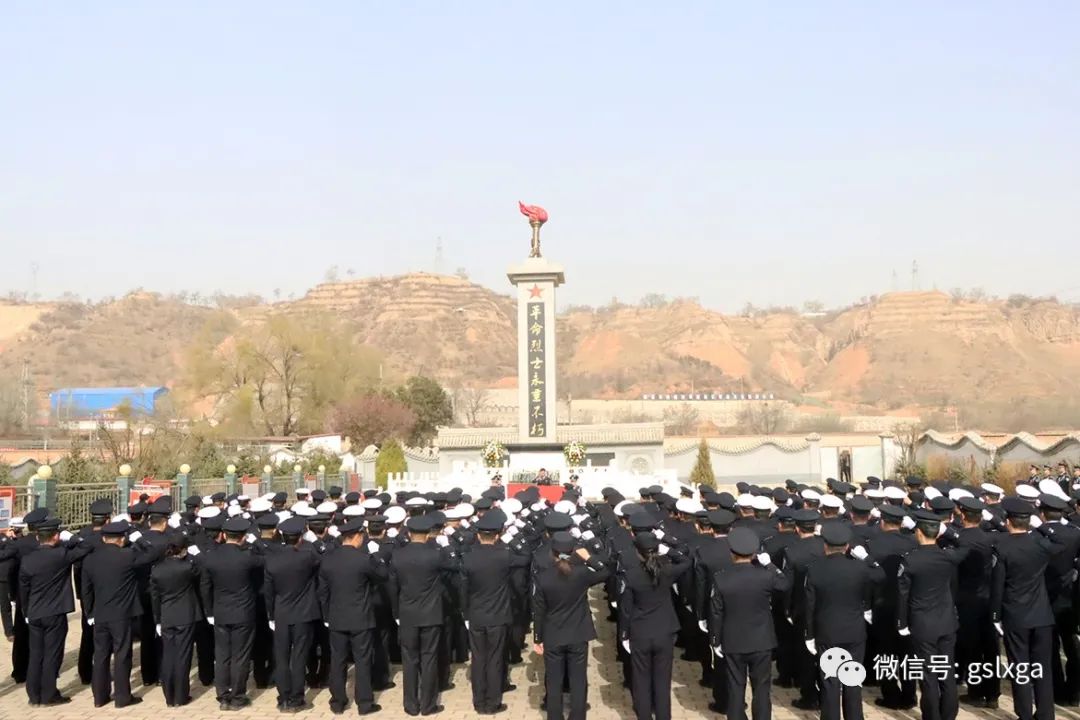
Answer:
[{"xmin": 911, "ymin": 260, "xmax": 920, "ymax": 291}]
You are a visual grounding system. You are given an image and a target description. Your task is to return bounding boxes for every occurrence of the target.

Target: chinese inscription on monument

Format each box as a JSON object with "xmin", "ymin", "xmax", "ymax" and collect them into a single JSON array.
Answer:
[{"xmin": 527, "ymin": 300, "xmax": 547, "ymax": 437}]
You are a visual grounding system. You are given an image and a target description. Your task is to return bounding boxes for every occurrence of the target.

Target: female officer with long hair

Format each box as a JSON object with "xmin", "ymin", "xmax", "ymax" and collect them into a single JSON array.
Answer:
[{"xmin": 532, "ymin": 531, "xmax": 610, "ymax": 720}]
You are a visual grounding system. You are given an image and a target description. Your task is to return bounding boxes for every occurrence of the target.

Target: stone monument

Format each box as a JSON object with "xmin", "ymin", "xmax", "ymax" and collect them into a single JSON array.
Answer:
[{"xmin": 508, "ymin": 202, "xmax": 564, "ymax": 445}]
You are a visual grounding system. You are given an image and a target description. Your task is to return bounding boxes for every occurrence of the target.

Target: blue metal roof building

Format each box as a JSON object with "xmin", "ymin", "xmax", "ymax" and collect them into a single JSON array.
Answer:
[{"xmin": 50, "ymin": 387, "xmax": 169, "ymax": 419}]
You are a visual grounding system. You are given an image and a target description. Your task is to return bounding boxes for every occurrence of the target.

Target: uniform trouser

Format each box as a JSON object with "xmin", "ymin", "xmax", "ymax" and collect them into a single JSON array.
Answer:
[
  {"xmin": 774, "ymin": 609, "xmax": 795, "ymax": 684},
  {"xmin": 819, "ymin": 640, "xmax": 865, "ymax": 720},
  {"xmin": 544, "ymin": 642, "xmax": 588, "ymax": 720},
  {"xmin": 1052, "ymin": 606, "xmax": 1080, "ymax": 703},
  {"xmin": 725, "ymin": 650, "xmax": 772, "ymax": 720},
  {"xmin": 372, "ymin": 611, "xmax": 392, "ymax": 688},
  {"xmin": 469, "ymin": 625, "xmax": 508, "ymax": 712},
  {"xmin": 92, "ymin": 619, "xmax": 134, "ymax": 706},
  {"xmin": 195, "ymin": 619, "xmax": 215, "ymax": 686},
  {"xmin": 630, "ymin": 633, "xmax": 675, "ymax": 720},
  {"xmin": 400, "ymin": 625, "xmax": 441, "ymax": 715},
  {"xmin": 214, "ymin": 622, "xmax": 254, "ymax": 702},
  {"xmin": 872, "ymin": 619, "xmax": 916, "ymax": 706},
  {"xmin": 138, "ymin": 604, "xmax": 160, "ymax": 685},
  {"xmin": 11, "ymin": 604, "xmax": 29, "ymax": 682},
  {"xmin": 437, "ymin": 621, "xmax": 452, "ymax": 689},
  {"xmin": 252, "ymin": 603, "xmax": 273, "ymax": 687},
  {"xmin": 1003, "ymin": 625, "xmax": 1055, "ymax": 720},
  {"xmin": 275, "ymin": 621, "xmax": 313, "ymax": 706},
  {"xmin": 330, "ymin": 628, "xmax": 375, "ymax": 713},
  {"xmin": 306, "ymin": 621, "xmax": 330, "ymax": 687},
  {"xmin": 160, "ymin": 623, "xmax": 195, "ymax": 706},
  {"xmin": 0, "ymin": 580, "xmax": 14, "ymax": 638},
  {"xmin": 77, "ymin": 609, "xmax": 93, "ymax": 683},
  {"xmin": 795, "ymin": 622, "xmax": 819, "ymax": 704},
  {"xmin": 450, "ymin": 612, "xmax": 468, "ymax": 663},
  {"xmin": 955, "ymin": 601, "xmax": 999, "ymax": 701},
  {"xmin": 25, "ymin": 614, "xmax": 66, "ymax": 704},
  {"xmin": 712, "ymin": 650, "xmax": 729, "ymax": 708},
  {"xmin": 912, "ymin": 633, "xmax": 958, "ymax": 720}
]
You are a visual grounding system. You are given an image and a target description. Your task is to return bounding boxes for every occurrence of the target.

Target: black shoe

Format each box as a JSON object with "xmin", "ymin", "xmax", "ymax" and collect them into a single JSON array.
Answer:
[
  {"xmin": 44, "ymin": 696, "xmax": 72, "ymax": 706},
  {"xmin": 792, "ymin": 698, "xmax": 820, "ymax": 711},
  {"xmin": 421, "ymin": 706, "xmax": 444, "ymax": 716},
  {"xmin": 502, "ymin": 683, "xmax": 517, "ymax": 692},
  {"xmin": 220, "ymin": 701, "xmax": 234, "ymax": 711},
  {"xmin": 439, "ymin": 682, "xmax": 455, "ymax": 691},
  {"xmin": 404, "ymin": 710, "xmax": 420, "ymax": 718},
  {"xmin": 708, "ymin": 702, "xmax": 725, "ymax": 713},
  {"xmin": 358, "ymin": 704, "xmax": 382, "ymax": 716},
  {"xmin": 231, "ymin": 696, "xmax": 252, "ymax": 709},
  {"xmin": 374, "ymin": 681, "xmax": 396, "ymax": 691},
  {"xmin": 699, "ymin": 677, "xmax": 712, "ymax": 688},
  {"xmin": 490, "ymin": 704, "xmax": 507, "ymax": 714},
  {"xmin": 774, "ymin": 677, "xmax": 794, "ymax": 688},
  {"xmin": 116, "ymin": 697, "xmax": 143, "ymax": 709},
  {"xmin": 329, "ymin": 703, "xmax": 347, "ymax": 715},
  {"xmin": 94, "ymin": 699, "xmax": 113, "ymax": 708}
]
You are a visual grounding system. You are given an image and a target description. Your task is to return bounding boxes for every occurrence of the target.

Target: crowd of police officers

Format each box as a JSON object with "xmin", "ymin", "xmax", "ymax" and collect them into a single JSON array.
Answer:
[{"xmin": 2, "ymin": 464, "xmax": 1080, "ymax": 720}]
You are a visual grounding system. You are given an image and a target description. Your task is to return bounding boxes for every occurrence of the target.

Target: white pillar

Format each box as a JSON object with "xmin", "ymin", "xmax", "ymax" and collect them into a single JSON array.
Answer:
[{"xmin": 507, "ymin": 257, "xmax": 565, "ymax": 444}]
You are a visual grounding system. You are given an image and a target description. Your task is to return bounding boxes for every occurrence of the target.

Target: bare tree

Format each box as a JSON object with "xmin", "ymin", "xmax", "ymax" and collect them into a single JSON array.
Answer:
[
  {"xmin": 892, "ymin": 421, "xmax": 926, "ymax": 470},
  {"xmin": 662, "ymin": 403, "xmax": 700, "ymax": 435},
  {"xmin": 736, "ymin": 402, "xmax": 788, "ymax": 434},
  {"xmin": 453, "ymin": 384, "xmax": 491, "ymax": 427}
]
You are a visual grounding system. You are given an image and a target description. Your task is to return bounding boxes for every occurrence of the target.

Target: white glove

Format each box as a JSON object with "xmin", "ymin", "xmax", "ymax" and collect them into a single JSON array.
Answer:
[
  {"xmin": 514, "ymin": 520, "xmax": 526, "ymax": 529},
  {"xmin": 395, "ymin": 618, "xmax": 400, "ymax": 626},
  {"xmin": 187, "ymin": 545, "xmax": 201, "ymax": 556},
  {"xmin": 387, "ymin": 528, "xmax": 398, "ymax": 538},
  {"xmin": 128, "ymin": 530, "xmax": 142, "ymax": 542},
  {"xmin": 863, "ymin": 610, "xmax": 873, "ymax": 623},
  {"xmin": 327, "ymin": 526, "xmax": 340, "ymax": 538},
  {"xmin": 609, "ymin": 601, "xmax": 617, "ymax": 609},
  {"xmin": 805, "ymin": 639, "xmax": 817, "ymax": 655},
  {"xmin": 245, "ymin": 533, "xmax": 257, "ymax": 544},
  {"xmin": 898, "ymin": 627, "xmax": 911, "ymax": 637},
  {"xmin": 936, "ymin": 523, "xmax": 946, "ymax": 538},
  {"xmin": 367, "ymin": 541, "xmax": 380, "ymax": 554},
  {"xmin": 87, "ymin": 617, "xmax": 95, "ymax": 626},
  {"xmin": 268, "ymin": 621, "xmax": 275, "ymax": 631},
  {"xmin": 652, "ymin": 529, "xmax": 664, "ymax": 540},
  {"xmin": 582, "ymin": 530, "xmax": 595, "ymax": 541},
  {"xmin": 500, "ymin": 533, "xmax": 514, "ymax": 545},
  {"xmin": 698, "ymin": 620, "xmax": 708, "ymax": 633},
  {"xmin": 1030, "ymin": 515, "xmax": 1043, "ymax": 529},
  {"xmin": 168, "ymin": 513, "xmax": 182, "ymax": 529},
  {"xmin": 436, "ymin": 535, "xmax": 449, "ymax": 547},
  {"xmin": 59, "ymin": 530, "xmax": 73, "ymax": 542},
  {"xmin": 303, "ymin": 530, "xmax": 317, "ymax": 543},
  {"xmin": 621, "ymin": 639, "xmax": 630, "ymax": 653},
  {"xmin": 207, "ymin": 616, "xmax": 215, "ymax": 626},
  {"xmin": 570, "ymin": 527, "xmax": 581, "ymax": 539},
  {"xmin": 713, "ymin": 645, "xmax": 723, "ymax": 658},
  {"xmin": 756, "ymin": 552, "xmax": 771, "ymax": 566},
  {"xmin": 658, "ymin": 544, "xmax": 670, "ymax": 556},
  {"xmin": 465, "ymin": 621, "xmax": 470, "ymax": 631},
  {"xmin": 459, "ymin": 519, "xmax": 470, "ymax": 529},
  {"xmin": 324, "ymin": 622, "xmax": 329, "ymax": 628},
  {"xmin": 870, "ymin": 508, "xmax": 881, "ymax": 519},
  {"xmin": 442, "ymin": 526, "xmax": 454, "ymax": 536},
  {"xmin": 994, "ymin": 622, "xmax": 1003, "ymax": 637},
  {"xmin": 851, "ymin": 546, "xmax": 868, "ymax": 561},
  {"xmin": 901, "ymin": 516, "xmax": 916, "ymax": 531},
  {"xmin": 155, "ymin": 624, "xmax": 162, "ymax": 637},
  {"xmin": 520, "ymin": 509, "xmax": 531, "ymax": 519}
]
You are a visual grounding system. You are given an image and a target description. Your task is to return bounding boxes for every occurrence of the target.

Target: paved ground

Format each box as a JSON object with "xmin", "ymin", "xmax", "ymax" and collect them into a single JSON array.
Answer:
[{"xmin": 1, "ymin": 595, "xmax": 1079, "ymax": 720}]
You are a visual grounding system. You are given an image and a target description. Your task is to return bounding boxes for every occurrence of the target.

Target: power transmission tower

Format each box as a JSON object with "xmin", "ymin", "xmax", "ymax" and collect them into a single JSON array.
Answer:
[
  {"xmin": 21, "ymin": 358, "xmax": 31, "ymax": 430},
  {"xmin": 911, "ymin": 260, "xmax": 920, "ymax": 291},
  {"xmin": 29, "ymin": 262, "xmax": 39, "ymax": 300},
  {"xmin": 434, "ymin": 238, "xmax": 445, "ymax": 275},
  {"xmin": 891, "ymin": 269, "xmax": 898, "ymax": 292}
]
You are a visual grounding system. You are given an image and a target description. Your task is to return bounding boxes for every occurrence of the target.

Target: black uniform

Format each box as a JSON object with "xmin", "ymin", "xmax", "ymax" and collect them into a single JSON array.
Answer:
[
  {"xmin": 197, "ymin": 542, "xmax": 265, "ymax": 706},
  {"xmin": 533, "ymin": 555, "xmax": 610, "ymax": 720},
  {"xmin": 619, "ymin": 552, "xmax": 691, "ymax": 720},
  {"xmin": 150, "ymin": 554, "xmax": 203, "ymax": 706},
  {"xmin": 782, "ymin": 535, "xmax": 826, "ymax": 707},
  {"xmin": 897, "ymin": 543, "xmax": 968, "ymax": 720},
  {"xmin": 693, "ymin": 535, "xmax": 734, "ymax": 705},
  {"xmin": 1044, "ymin": 519, "xmax": 1080, "ymax": 704},
  {"xmin": 16, "ymin": 539, "xmax": 94, "ymax": 705},
  {"xmin": 264, "ymin": 544, "xmax": 323, "ymax": 710},
  {"xmin": 318, "ymin": 543, "xmax": 389, "ymax": 714},
  {"xmin": 460, "ymin": 542, "xmax": 530, "ymax": 713},
  {"xmin": 865, "ymin": 529, "xmax": 919, "ymax": 708},
  {"xmin": 390, "ymin": 540, "xmax": 456, "ymax": 716},
  {"xmin": 804, "ymin": 552, "xmax": 885, "ymax": 720},
  {"xmin": 710, "ymin": 559, "xmax": 791, "ymax": 720},
  {"xmin": 73, "ymin": 525, "xmax": 105, "ymax": 684},
  {"xmin": 991, "ymin": 525, "xmax": 1062, "ymax": 720},
  {"xmin": 81, "ymin": 539, "xmax": 165, "ymax": 707},
  {"xmin": 953, "ymin": 524, "xmax": 1000, "ymax": 704}
]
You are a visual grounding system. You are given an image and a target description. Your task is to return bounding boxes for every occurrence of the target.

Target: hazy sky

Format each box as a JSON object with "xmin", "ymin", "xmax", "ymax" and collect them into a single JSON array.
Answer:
[{"xmin": 3, "ymin": 3, "xmax": 1078, "ymax": 312}]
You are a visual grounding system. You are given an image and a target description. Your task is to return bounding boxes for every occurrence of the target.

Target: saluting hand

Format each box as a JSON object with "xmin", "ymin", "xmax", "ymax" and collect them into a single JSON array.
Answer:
[{"xmin": 534, "ymin": 643, "xmax": 544, "ymax": 656}]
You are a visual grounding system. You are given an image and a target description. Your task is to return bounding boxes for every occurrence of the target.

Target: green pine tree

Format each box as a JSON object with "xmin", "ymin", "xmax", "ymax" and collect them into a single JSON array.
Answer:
[
  {"xmin": 375, "ymin": 439, "xmax": 408, "ymax": 490},
  {"xmin": 690, "ymin": 439, "xmax": 715, "ymax": 487}
]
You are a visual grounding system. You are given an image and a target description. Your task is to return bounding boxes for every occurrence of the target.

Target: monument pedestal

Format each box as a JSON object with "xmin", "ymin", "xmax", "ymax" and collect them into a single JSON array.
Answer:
[{"xmin": 507, "ymin": 257, "xmax": 565, "ymax": 446}]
